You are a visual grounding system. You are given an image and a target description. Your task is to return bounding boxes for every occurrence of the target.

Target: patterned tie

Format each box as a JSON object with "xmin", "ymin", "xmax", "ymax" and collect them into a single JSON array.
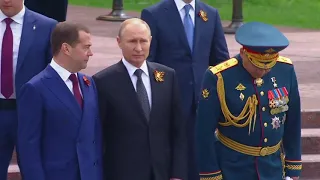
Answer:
[
  {"xmin": 1, "ymin": 18, "xmax": 14, "ymax": 99},
  {"xmin": 134, "ymin": 69, "xmax": 150, "ymax": 120},
  {"xmin": 183, "ymin": 4, "xmax": 194, "ymax": 52},
  {"xmin": 69, "ymin": 74, "xmax": 83, "ymax": 108}
]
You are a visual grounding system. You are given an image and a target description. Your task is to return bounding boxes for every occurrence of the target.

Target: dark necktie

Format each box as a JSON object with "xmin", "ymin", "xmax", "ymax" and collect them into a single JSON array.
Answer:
[
  {"xmin": 134, "ymin": 69, "xmax": 150, "ymax": 120},
  {"xmin": 1, "ymin": 18, "xmax": 14, "ymax": 99},
  {"xmin": 69, "ymin": 73, "xmax": 83, "ymax": 108}
]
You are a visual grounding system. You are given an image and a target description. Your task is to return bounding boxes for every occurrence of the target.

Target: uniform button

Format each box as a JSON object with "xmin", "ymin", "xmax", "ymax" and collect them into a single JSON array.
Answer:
[
  {"xmin": 262, "ymin": 107, "xmax": 266, "ymax": 111},
  {"xmin": 264, "ymin": 138, "xmax": 268, "ymax": 143},
  {"xmin": 264, "ymin": 123, "xmax": 268, "ymax": 127},
  {"xmin": 260, "ymin": 91, "xmax": 264, "ymax": 96}
]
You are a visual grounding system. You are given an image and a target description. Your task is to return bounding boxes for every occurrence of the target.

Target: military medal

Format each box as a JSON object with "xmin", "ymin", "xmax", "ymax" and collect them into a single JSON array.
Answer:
[
  {"xmin": 271, "ymin": 116, "xmax": 281, "ymax": 129},
  {"xmin": 268, "ymin": 87, "xmax": 289, "ymax": 115},
  {"xmin": 254, "ymin": 78, "xmax": 263, "ymax": 87},
  {"xmin": 271, "ymin": 77, "xmax": 277, "ymax": 88}
]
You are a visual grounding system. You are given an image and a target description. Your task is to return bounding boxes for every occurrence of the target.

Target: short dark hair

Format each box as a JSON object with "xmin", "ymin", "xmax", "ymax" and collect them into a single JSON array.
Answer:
[{"xmin": 51, "ymin": 22, "xmax": 90, "ymax": 56}]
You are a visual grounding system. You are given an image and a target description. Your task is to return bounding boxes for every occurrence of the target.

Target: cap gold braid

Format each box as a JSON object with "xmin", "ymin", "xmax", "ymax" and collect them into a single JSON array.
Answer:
[{"xmin": 243, "ymin": 47, "xmax": 279, "ymax": 69}]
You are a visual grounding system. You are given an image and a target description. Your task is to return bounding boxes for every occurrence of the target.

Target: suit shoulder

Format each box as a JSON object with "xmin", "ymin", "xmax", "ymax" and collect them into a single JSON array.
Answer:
[
  {"xmin": 93, "ymin": 63, "xmax": 119, "ymax": 80},
  {"xmin": 142, "ymin": 0, "xmax": 167, "ymax": 14},
  {"xmin": 27, "ymin": 9, "xmax": 58, "ymax": 25},
  {"xmin": 200, "ymin": 2, "xmax": 218, "ymax": 12},
  {"xmin": 209, "ymin": 58, "xmax": 238, "ymax": 75},
  {"xmin": 277, "ymin": 56, "xmax": 293, "ymax": 65},
  {"xmin": 149, "ymin": 62, "xmax": 175, "ymax": 73},
  {"xmin": 26, "ymin": 70, "xmax": 46, "ymax": 86}
]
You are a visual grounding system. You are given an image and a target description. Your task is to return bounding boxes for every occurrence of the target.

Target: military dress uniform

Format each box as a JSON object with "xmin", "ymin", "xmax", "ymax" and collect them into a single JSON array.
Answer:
[{"xmin": 195, "ymin": 22, "xmax": 302, "ymax": 180}]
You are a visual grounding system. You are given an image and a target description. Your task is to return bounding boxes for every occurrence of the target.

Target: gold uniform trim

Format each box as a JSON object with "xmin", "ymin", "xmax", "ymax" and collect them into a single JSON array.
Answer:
[
  {"xmin": 216, "ymin": 130, "xmax": 281, "ymax": 156},
  {"xmin": 200, "ymin": 174, "xmax": 223, "ymax": 180},
  {"xmin": 286, "ymin": 164, "xmax": 302, "ymax": 170},
  {"xmin": 216, "ymin": 72, "xmax": 258, "ymax": 135},
  {"xmin": 209, "ymin": 58, "xmax": 238, "ymax": 74},
  {"xmin": 277, "ymin": 56, "xmax": 293, "ymax": 65}
]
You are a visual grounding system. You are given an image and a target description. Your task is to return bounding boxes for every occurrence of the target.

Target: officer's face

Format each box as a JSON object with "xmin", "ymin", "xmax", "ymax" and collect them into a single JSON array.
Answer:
[
  {"xmin": 117, "ymin": 22, "xmax": 152, "ymax": 68},
  {"xmin": 240, "ymin": 49, "xmax": 271, "ymax": 78},
  {"xmin": 0, "ymin": 0, "xmax": 23, "ymax": 17}
]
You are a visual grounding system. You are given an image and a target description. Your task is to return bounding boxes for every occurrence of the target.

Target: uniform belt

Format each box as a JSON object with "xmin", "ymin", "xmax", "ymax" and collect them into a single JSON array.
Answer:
[
  {"xmin": 0, "ymin": 98, "xmax": 16, "ymax": 110},
  {"xmin": 216, "ymin": 130, "xmax": 281, "ymax": 156}
]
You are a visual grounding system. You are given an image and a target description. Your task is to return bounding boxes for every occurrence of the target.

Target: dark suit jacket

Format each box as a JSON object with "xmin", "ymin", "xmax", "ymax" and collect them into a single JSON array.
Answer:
[
  {"xmin": 15, "ymin": 8, "xmax": 57, "ymax": 98},
  {"xmin": 24, "ymin": 0, "xmax": 68, "ymax": 22},
  {"xmin": 17, "ymin": 65, "xmax": 103, "ymax": 180},
  {"xmin": 93, "ymin": 61, "xmax": 187, "ymax": 180},
  {"xmin": 141, "ymin": 0, "xmax": 230, "ymax": 114}
]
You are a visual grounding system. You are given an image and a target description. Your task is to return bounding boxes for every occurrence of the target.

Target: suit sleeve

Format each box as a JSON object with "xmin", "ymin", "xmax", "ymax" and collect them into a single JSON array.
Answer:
[
  {"xmin": 17, "ymin": 83, "xmax": 45, "ymax": 180},
  {"xmin": 209, "ymin": 10, "xmax": 229, "ymax": 66},
  {"xmin": 171, "ymin": 70, "xmax": 188, "ymax": 179},
  {"xmin": 282, "ymin": 66, "xmax": 302, "ymax": 177},
  {"xmin": 196, "ymin": 69, "xmax": 223, "ymax": 179},
  {"xmin": 141, "ymin": 9, "xmax": 158, "ymax": 62}
]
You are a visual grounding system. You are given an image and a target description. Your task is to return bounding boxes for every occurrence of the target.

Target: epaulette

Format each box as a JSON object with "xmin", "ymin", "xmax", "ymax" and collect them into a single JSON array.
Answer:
[
  {"xmin": 277, "ymin": 56, "xmax": 293, "ymax": 65},
  {"xmin": 210, "ymin": 58, "xmax": 238, "ymax": 74}
]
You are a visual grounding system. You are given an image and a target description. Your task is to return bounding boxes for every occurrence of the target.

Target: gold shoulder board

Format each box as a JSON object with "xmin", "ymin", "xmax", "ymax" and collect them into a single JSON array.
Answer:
[
  {"xmin": 277, "ymin": 56, "xmax": 293, "ymax": 65},
  {"xmin": 210, "ymin": 58, "xmax": 238, "ymax": 74}
]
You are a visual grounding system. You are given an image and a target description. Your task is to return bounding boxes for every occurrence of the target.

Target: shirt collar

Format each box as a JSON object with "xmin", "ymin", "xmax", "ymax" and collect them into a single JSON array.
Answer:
[
  {"xmin": 174, "ymin": 0, "xmax": 196, "ymax": 12},
  {"xmin": 50, "ymin": 59, "xmax": 76, "ymax": 82},
  {"xmin": 0, "ymin": 6, "xmax": 25, "ymax": 24},
  {"xmin": 122, "ymin": 58, "xmax": 149, "ymax": 77}
]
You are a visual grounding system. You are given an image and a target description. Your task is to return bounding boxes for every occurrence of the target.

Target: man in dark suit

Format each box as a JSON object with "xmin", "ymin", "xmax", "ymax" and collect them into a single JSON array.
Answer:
[
  {"xmin": 24, "ymin": 0, "xmax": 68, "ymax": 22},
  {"xmin": 0, "ymin": 0, "xmax": 57, "ymax": 178},
  {"xmin": 141, "ymin": 1, "xmax": 229, "ymax": 179},
  {"xmin": 17, "ymin": 22, "xmax": 103, "ymax": 180},
  {"xmin": 93, "ymin": 18, "xmax": 187, "ymax": 180}
]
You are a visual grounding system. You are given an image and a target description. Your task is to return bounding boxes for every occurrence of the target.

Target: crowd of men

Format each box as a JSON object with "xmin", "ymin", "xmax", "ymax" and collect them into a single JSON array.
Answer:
[{"xmin": 0, "ymin": 0, "xmax": 302, "ymax": 180}]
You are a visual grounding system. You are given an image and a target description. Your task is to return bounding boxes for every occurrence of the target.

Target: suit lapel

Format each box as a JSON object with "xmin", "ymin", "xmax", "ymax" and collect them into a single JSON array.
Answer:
[
  {"xmin": 193, "ymin": 1, "xmax": 206, "ymax": 58},
  {"xmin": 147, "ymin": 63, "xmax": 162, "ymax": 123},
  {"xmin": 78, "ymin": 73, "xmax": 89, "ymax": 115},
  {"xmin": 17, "ymin": 8, "xmax": 36, "ymax": 73},
  {"xmin": 164, "ymin": 0, "xmax": 191, "ymax": 52},
  {"xmin": 43, "ymin": 65, "xmax": 82, "ymax": 121},
  {"xmin": 117, "ymin": 61, "xmax": 148, "ymax": 125}
]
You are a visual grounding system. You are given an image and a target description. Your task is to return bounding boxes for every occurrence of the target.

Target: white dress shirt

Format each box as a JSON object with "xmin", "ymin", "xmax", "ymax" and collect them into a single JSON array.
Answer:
[
  {"xmin": 122, "ymin": 58, "xmax": 152, "ymax": 107},
  {"xmin": 0, "ymin": 7, "xmax": 25, "ymax": 99},
  {"xmin": 174, "ymin": 0, "xmax": 196, "ymax": 25},
  {"xmin": 50, "ymin": 59, "xmax": 82, "ymax": 96}
]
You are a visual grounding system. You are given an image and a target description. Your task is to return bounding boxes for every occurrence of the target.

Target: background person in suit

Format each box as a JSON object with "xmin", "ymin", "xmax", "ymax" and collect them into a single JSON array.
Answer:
[
  {"xmin": 0, "ymin": 0, "xmax": 57, "ymax": 178},
  {"xmin": 17, "ymin": 22, "xmax": 103, "ymax": 180},
  {"xmin": 24, "ymin": 0, "xmax": 68, "ymax": 22},
  {"xmin": 93, "ymin": 18, "xmax": 187, "ymax": 180},
  {"xmin": 141, "ymin": 1, "xmax": 230, "ymax": 179}
]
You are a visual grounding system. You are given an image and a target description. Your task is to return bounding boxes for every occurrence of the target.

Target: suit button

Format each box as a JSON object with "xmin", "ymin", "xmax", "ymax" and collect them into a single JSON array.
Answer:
[
  {"xmin": 93, "ymin": 162, "xmax": 96, "ymax": 166},
  {"xmin": 93, "ymin": 140, "xmax": 95, "ymax": 144}
]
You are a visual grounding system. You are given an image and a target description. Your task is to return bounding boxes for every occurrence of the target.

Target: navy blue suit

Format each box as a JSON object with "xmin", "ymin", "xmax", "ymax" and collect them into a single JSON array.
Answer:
[
  {"xmin": 25, "ymin": 0, "xmax": 68, "ymax": 22},
  {"xmin": 0, "ymin": 8, "xmax": 56, "ymax": 179},
  {"xmin": 141, "ymin": 0, "xmax": 229, "ymax": 179},
  {"xmin": 17, "ymin": 65, "xmax": 103, "ymax": 180}
]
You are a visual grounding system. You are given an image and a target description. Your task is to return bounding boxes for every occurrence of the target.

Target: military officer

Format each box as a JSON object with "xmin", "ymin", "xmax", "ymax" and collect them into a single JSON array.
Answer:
[{"xmin": 195, "ymin": 22, "xmax": 302, "ymax": 180}]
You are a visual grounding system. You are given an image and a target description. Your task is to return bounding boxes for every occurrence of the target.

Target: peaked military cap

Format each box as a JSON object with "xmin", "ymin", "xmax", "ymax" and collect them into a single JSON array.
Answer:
[{"xmin": 235, "ymin": 22, "xmax": 289, "ymax": 69}]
